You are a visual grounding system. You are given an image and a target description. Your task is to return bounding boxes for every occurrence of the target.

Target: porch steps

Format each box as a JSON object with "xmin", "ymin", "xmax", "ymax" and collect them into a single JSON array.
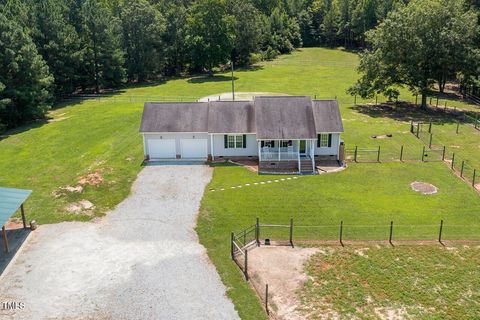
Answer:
[{"xmin": 300, "ymin": 160, "xmax": 315, "ymax": 174}]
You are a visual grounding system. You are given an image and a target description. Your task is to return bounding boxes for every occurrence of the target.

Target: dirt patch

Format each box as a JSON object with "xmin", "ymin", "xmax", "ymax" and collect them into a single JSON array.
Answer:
[
  {"xmin": 248, "ymin": 246, "xmax": 319, "ymax": 320},
  {"xmin": 78, "ymin": 171, "xmax": 104, "ymax": 186},
  {"xmin": 410, "ymin": 181, "xmax": 438, "ymax": 195},
  {"xmin": 371, "ymin": 134, "xmax": 393, "ymax": 139},
  {"xmin": 52, "ymin": 185, "xmax": 84, "ymax": 198},
  {"xmin": 65, "ymin": 200, "xmax": 95, "ymax": 214}
]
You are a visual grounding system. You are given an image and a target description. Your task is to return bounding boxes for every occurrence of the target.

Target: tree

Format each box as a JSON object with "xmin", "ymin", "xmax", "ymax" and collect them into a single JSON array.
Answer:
[
  {"xmin": 120, "ymin": 0, "xmax": 166, "ymax": 82},
  {"xmin": 227, "ymin": 0, "xmax": 263, "ymax": 65},
  {"xmin": 349, "ymin": 0, "xmax": 480, "ymax": 109},
  {"xmin": 27, "ymin": 0, "xmax": 84, "ymax": 96},
  {"xmin": 185, "ymin": 0, "xmax": 235, "ymax": 72},
  {"xmin": 157, "ymin": 0, "xmax": 189, "ymax": 76},
  {"xmin": 81, "ymin": 0, "xmax": 125, "ymax": 92},
  {"xmin": 0, "ymin": 13, "xmax": 53, "ymax": 129}
]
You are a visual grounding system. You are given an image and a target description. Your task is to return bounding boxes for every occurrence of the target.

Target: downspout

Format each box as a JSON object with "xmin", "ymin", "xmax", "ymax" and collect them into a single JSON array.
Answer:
[{"xmin": 210, "ymin": 134, "xmax": 214, "ymax": 161}]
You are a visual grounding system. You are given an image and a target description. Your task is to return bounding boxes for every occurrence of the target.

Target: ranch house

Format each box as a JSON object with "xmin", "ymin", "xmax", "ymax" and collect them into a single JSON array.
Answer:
[{"xmin": 140, "ymin": 96, "xmax": 344, "ymax": 174}]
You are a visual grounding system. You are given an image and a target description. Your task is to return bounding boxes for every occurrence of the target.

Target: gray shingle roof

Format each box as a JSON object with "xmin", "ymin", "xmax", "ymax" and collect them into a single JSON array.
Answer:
[
  {"xmin": 208, "ymin": 101, "xmax": 255, "ymax": 133},
  {"xmin": 140, "ymin": 97, "xmax": 343, "ymax": 137},
  {"xmin": 140, "ymin": 102, "xmax": 208, "ymax": 133},
  {"xmin": 312, "ymin": 100, "xmax": 344, "ymax": 133},
  {"xmin": 254, "ymin": 96, "xmax": 317, "ymax": 139}
]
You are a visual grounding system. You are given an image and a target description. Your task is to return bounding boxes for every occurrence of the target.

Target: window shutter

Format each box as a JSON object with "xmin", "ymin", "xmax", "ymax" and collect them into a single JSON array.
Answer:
[
  {"xmin": 243, "ymin": 135, "xmax": 247, "ymax": 148},
  {"xmin": 328, "ymin": 134, "xmax": 332, "ymax": 147},
  {"xmin": 317, "ymin": 134, "xmax": 321, "ymax": 147},
  {"xmin": 224, "ymin": 135, "xmax": 228, "ymax": 148},
  {"xmin": 261, "ymin": 141, "xmax": 264, "ymax": 148}
]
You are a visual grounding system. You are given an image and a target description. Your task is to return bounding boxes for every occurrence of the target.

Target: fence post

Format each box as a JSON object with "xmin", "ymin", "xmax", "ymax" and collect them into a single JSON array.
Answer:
[
  {"xmin": 289, "ymin": 218, "xmax": 294, "ymax": 248},
  {"xmin": 377, "ymin": 146, "xmax": 381, "ymax": 162},
  {"xmin": 473, "ymin": 170, "xmax": 477, "ymax": 187},
  {"xmin": 422, "ymin": 146, "xmax": 426, "ymax": 162},
  {"xmin": 340, "ymin": 221, "xmax": 344, "ymax": 247},
  {"xmin": 429, "ymin": 97, "xmax": 432, "ymax": 105},
  {"xmin": 400, "ymin": 145, "xmax": 404, "ymax": 162},
  {"xmin": 415, "ymin": 94, "xmax": 418, "ymax": 106},
  {"xmin": 256, "ymin": 217, "xmax": 260, "ymax": 246},
  {"xmin": 428, "ymin": 120, "xmax": 432, "ymax": 133},
  {"xmin": 442, "ymin": 146, "xmax": 446, "ymax": 161},
  {"xmin": 244, "ymin": 248, "xmax": 249, "ymax": 281},
  {"xmin": 354, "ymin": 146, "xmax": 358, "ymax": 162},
  {"xmin": 438, "ymin": 220, "xmax": 444, "ymax": 244},
  {"xmin": 354, "ymin": 94, "xmax": 357, "ymax": 105},
  {"xmin": 389, "ymin": 221, "xmax": 393, "ymax": 246},
  {"xmin": 429, "ymin": 134, "xmax": 433, "ymax": 149},
  {"xmin": 410, "ymin": 121, "xmax": 414, "ymax": 133},
  {"xmin": 476, "ymin": 114, "xmax": 478, "ymax": 129},
  {"xmin": 456, "ymin": 121, "xmax": 460, "ymax": 134},
  {"xmin": 375, "ymin": 95, "xmax": 378, "ymax": 105},
  {"xmin": 231, "ymin": 232, "xmax": 234, "ymax": 260},
  {"xmin": 436, "ymin": 96, "xmax": 439, "ymax": 107},
  {"xmin": 265, "ymin": 284, "xmax": 269, "ymax": 315},
  {"xmin": 416, "ymin": 123, "xmax": 420, "ymax": 138},
  {"xmin": 461, "ymin": 161, "xmax": 465, "ymax": 178},
  {"xmin": 451, "ymin": 153, "xmax": 455, "ymax": 170}
]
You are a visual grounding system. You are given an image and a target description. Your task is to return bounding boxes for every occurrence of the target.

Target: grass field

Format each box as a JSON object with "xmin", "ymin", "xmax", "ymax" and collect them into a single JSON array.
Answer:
[
  {"xmin": 1, "ymin": 48, "xmax": 479, "ymax": 319},
  {"xmin": 300, "ymin": 245, "xmax": 480, "ymax": 319}
]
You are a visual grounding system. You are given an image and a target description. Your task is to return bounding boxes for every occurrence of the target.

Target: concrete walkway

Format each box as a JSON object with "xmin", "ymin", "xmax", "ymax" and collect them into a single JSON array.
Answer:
[{"xmin": 0, "ymin": 164, "xmax": 239, "ymax": 320}]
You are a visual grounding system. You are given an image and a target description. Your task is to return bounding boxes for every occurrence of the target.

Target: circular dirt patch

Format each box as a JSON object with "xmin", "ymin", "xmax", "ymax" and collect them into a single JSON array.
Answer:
[{"xmin": 410, "ymin": 181, "xmax": 438, "ymax": 195}]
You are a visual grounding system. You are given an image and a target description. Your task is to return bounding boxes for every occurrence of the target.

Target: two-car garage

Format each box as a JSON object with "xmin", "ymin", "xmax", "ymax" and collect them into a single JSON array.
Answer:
[{"xmin": 145, "ymin": 135, "xmax": 209, "ymax": 160}]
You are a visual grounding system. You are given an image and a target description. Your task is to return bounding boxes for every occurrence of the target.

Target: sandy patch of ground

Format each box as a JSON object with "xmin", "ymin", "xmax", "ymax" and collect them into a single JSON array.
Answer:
[
  {"xmin": 410, "ymin": 181, "xmax": 438, "ymax": 195},
  {"xmin": 248, "ymin": 246, "xmax": 319, "ymax": 320},
  {"xmin": 198, "ymin": 92, "xmax": 289, "ymax": 102}
]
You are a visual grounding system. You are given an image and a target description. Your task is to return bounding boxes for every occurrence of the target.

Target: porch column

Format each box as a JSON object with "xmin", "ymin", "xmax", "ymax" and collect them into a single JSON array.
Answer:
[
  {"xmin": 2, "ymin": 226, "xmax": 8, "ymax": 253},
  {"xmin": 310, "ymin": 140, "xmax": 316, "ymax": 173},
  {"xmin": 258, "ymin": 141, "xmax": 262, "ymax": 162},
  {"xmin": 21, "ymin": 204, "xmax": 27, "ymax": 229},
  {"xmin": 278, "ymin": 140, "xmax": 281, "ymax": 161}
]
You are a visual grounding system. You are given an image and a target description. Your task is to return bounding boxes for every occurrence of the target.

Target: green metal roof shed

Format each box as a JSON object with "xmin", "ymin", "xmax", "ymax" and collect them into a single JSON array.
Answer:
[{"xmin": 0, "ymin": 187, "xmax": 32, "ymax": 253}]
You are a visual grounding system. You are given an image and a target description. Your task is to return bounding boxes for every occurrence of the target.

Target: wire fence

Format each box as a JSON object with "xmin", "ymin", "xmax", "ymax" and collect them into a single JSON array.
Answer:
[
  {"xmin": 411, "ymin": 120, "xmax": 479, "ymax": 189},
  {"xmin": 230, "ymin": 218, "xmax": 480, "ymax": 318}
]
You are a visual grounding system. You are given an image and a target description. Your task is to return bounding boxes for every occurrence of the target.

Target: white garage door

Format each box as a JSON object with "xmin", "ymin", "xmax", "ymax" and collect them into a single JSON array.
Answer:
[
  {"xmin": 148, "ymin": 139, "xmax": 176, "ymax": 159},
  {"xmin": 180, "ymin": 139, "xmax": 208, "ymax": 159}
]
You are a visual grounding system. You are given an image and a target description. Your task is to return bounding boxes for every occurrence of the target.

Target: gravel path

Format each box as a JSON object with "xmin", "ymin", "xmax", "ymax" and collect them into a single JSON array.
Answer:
[{"xmin": 0, "ymin": 164, "xmax": 239, "ymax": 320}]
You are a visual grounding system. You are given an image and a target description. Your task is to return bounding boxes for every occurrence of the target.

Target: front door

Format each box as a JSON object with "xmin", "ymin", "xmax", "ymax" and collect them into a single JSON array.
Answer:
[{"xmin": 299, "ymin": 140, "xmax": 306, "ymax": 155}]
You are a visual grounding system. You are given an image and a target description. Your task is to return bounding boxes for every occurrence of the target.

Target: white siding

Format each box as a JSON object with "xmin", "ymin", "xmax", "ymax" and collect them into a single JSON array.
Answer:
[
  {"xmin": 143, "ymin": 133, "xmax": 210, "ymax": 158},
  {"xmin": 314, "ymin": 133, "xmax": 341, "ymax": 156},
  {"xmin": 212, "ymin": 134, "xmax": 258, "ymax": 157}
]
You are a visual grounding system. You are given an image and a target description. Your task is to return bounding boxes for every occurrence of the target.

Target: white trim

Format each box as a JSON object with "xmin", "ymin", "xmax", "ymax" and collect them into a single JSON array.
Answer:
[{"xmin": 142, "ymin": 131, "xmax": 209, "ymax": 134}]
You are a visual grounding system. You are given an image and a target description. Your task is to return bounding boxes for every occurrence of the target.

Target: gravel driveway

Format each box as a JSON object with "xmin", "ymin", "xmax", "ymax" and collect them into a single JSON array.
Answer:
[{"xmin": 0, "ymin": 164, "xmax": 239, "ymax": 320}]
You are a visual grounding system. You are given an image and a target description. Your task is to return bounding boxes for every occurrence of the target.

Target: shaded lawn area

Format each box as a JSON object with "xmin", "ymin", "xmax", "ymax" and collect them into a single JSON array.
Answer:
[
  {"xmin": 197, "ymin": 162, "xmax": 480, "ymax": 319},
  {"xmin": 301, "ymin": 245, "xmax": 480, "ymax": 319}
]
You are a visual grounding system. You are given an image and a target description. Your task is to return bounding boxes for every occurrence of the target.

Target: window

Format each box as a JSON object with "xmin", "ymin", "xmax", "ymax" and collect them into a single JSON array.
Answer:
[
  {"xmin": 318, "ymin": 134, "xmax": 331, "ymax": 148},
  {"xmin": 280, "ymin": 140, "xmax": 292, "ymax": 148},
  {"xmin": 225, "ymin": 135, "xmax": 245, "ymax": 149}
]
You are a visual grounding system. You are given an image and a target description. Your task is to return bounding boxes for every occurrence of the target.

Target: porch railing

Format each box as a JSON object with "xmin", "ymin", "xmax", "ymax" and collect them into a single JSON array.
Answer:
[{"xmin": 261, "ymin": 151, "xmax": 298, "ymax": 161}]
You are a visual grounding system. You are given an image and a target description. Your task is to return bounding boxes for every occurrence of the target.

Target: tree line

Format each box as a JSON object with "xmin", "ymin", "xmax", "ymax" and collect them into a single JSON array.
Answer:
[{"xmin": 0, "ymin": 0, "xmax": 479, "ymax": 130}]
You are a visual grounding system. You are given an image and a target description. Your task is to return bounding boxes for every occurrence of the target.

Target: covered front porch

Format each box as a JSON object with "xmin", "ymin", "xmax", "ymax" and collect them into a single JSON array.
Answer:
[{"xmin": 257, "ymin": 139, "xmax": 316, "ymax": 174}]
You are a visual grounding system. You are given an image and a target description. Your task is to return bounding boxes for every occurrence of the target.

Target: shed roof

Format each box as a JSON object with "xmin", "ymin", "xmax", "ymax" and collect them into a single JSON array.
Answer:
[
  {"xmin": 312, "ymin": 100, "xmax": 344, "ymax": 133},
  {"xmin": 0, "ymin": 187, "xmax": 32, "ymax": 227},
  {"xmin": 208, "ymin": 101, "xmax": 256, "ymax": 133},
  {"xmin": 140, "ymin": 102, "xmax": 209, "ymax": 133},
  {"xmin": 254, "ymin": 96, "xmax": 317, "ymax": 139}
]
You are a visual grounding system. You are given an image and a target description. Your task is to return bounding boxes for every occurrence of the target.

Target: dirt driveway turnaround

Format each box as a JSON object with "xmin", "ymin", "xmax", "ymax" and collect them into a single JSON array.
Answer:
[{"xmin": 0, "ymin": 164, "xmax": 239, "ymax": 320}]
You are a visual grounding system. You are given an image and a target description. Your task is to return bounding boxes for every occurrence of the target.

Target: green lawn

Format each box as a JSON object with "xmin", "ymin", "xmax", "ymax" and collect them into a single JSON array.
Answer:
[
  {"xmin": 197, "ymin": 162, "xmax": 480, "ymax": 319},
  {"xmin": 1, "ymin": 47, "xmax": 479, "ymax": 319},
  {"xmin": 301, "ymin": 245, "xmax": 480, "ymax": 319}
]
